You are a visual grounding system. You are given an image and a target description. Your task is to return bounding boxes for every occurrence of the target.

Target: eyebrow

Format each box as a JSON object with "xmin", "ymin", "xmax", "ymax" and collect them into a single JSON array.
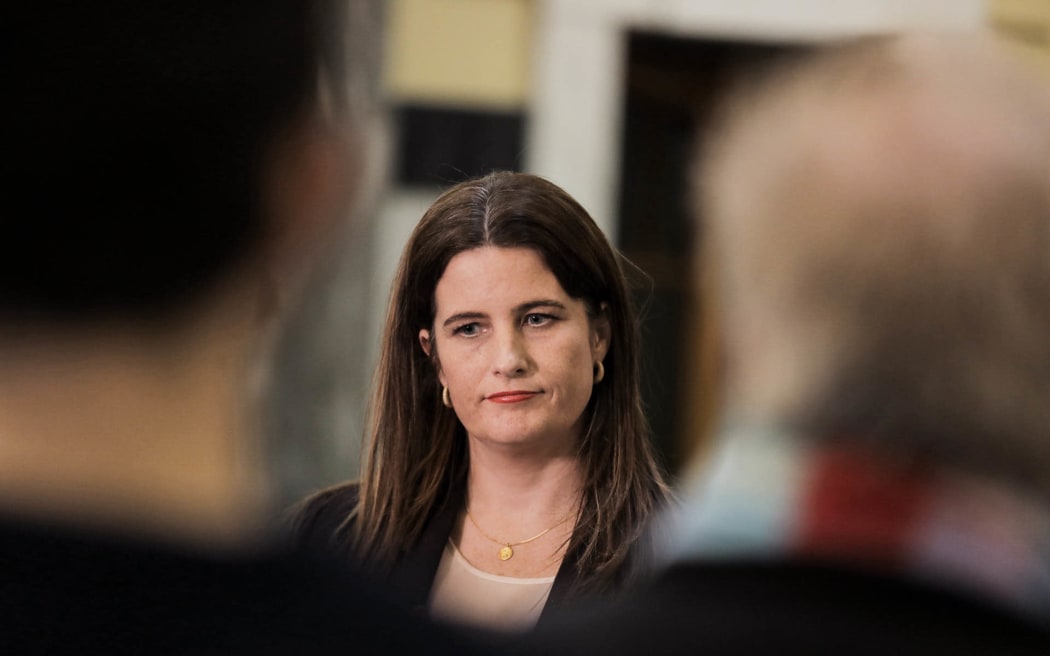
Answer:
[{"xmin": 440, "ymin": 299, "xmax": 567, "ymax": 328}]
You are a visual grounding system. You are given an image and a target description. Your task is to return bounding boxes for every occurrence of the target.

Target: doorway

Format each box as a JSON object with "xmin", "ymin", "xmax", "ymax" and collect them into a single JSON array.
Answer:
[{"xmin": 617, "ymin": 32, "xmax": 807, "ymax": 477}]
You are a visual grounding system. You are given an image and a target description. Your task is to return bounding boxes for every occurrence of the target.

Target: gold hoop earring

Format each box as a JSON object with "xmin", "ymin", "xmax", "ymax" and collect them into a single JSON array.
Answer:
[
  {"xmin": 442, "ymin": 385, "xmax": 452, "ymax": 408},
  {"xmin": 593, "ymin": 361, "xmax": 605, "ymax": 384}
]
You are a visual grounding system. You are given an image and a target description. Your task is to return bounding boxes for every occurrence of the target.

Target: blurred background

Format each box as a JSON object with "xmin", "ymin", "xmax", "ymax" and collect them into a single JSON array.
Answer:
[{"xmin": 266, "ymin": 0, "xmax": 1050, "ymax": 509}]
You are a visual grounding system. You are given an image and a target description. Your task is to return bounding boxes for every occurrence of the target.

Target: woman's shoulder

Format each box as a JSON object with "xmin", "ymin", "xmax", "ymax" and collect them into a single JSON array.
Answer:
[{"xmin": 287, "ymin": 481, "xmax": 360, "ymax": 555}]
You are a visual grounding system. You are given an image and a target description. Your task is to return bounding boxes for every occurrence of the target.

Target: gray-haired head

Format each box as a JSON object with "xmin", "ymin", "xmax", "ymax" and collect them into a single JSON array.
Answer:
[{"xmin": 696, "ymin": 34, "xmax": 1050, "ymax": 495}]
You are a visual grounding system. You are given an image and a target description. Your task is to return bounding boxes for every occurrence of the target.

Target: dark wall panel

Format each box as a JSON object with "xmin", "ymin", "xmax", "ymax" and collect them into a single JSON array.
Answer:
[{"xmin": 395, "ymin": 104, "xmax": 525, "ymax": 185}]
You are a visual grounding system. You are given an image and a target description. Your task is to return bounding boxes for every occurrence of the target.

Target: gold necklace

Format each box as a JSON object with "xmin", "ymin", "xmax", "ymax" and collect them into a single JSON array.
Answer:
[{"xmin": 465, "ymin": 507, "xmax": 574, "ymax": 561}]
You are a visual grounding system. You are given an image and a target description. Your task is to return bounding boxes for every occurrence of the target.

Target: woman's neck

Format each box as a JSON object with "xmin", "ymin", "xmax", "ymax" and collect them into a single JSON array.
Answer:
[{"xmin": 465, "ymin": 442, "xmax": 584, "ymax": 520}]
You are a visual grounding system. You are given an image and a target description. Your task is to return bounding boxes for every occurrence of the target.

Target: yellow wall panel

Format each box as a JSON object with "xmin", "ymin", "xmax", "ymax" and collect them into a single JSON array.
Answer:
[
  {"xmin": 991, "ymin": 0, "xmax": 1050, "ymax": 80},
  {"xmin": 384, "ymin": 0, "xmax": 534, "ymax": 109},
  {"xmin": 993, "ymin": 0, "xmax": 1050, "ymax": 23}
]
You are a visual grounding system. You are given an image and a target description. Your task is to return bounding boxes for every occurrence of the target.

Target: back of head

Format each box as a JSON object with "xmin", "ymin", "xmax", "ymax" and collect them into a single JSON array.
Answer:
[
  {"xmin": 698, "ymin": 34, "xmax": 1050, "ymax": 494},
  {"xmin": 3, "ymin": 2, "xmax": 339, "ymax": 322}
]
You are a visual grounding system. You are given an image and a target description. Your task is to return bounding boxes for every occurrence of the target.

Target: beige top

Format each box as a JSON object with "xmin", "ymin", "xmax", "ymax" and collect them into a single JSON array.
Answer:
[{"xmin": 428, "ymin": 539, "xmax": 555, "ymax": 631}]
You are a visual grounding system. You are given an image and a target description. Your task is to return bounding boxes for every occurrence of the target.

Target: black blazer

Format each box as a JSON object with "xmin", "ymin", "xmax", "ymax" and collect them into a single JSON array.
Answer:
[{"xmin": 292, "ymin": 482, "xmax": 584, "ymax": 622}]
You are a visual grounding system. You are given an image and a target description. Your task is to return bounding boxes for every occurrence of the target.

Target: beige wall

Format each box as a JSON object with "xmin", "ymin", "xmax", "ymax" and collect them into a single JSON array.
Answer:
[{"xmin": 384, "ymin": 0, "xmax": 535, "ymax": 109}]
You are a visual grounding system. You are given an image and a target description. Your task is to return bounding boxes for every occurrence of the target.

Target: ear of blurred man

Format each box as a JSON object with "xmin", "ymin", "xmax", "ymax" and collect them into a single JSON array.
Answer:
[{"xmin": 255, "ymin": 107, "xmax": 358, "ymax": 323}]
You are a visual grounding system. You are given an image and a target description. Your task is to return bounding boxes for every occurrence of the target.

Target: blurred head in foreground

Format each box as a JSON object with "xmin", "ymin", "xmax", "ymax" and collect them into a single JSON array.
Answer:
[
  {"xmin": 697, "ymin": 32, "xmax": 1050, "ymax": 496},
  {"xmin": 0, "ymin": 1, "xmax": 356, "ymax": 544}
]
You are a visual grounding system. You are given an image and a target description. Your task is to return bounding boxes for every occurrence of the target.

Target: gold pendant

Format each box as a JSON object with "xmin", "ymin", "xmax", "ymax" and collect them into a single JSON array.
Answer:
[{"xmin": 499, "ymin": 545, "xmax": 514, "ymax": 561}]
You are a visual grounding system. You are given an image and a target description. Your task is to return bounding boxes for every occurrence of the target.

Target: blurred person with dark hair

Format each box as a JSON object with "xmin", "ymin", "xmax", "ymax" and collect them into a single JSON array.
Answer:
[
  {"xmin": 293, "ymin": 171, "xmax": 671, "ymax": 631},
  {"xmin": 521, "ymin": 33, "xmax": 1050, "ymax": 654},
  {"xmin": 0, "ymin": 3, "xmax": 487, "ymax": 653}
]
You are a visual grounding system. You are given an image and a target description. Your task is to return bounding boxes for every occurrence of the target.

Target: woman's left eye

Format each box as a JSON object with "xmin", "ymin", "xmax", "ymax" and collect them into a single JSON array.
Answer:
[{"xmin": 524, "ymin": 313, "xmax": 554, "ymax": 327}]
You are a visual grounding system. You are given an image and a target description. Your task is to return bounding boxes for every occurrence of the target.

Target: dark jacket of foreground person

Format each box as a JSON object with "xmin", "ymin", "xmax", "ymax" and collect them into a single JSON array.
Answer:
[{"xmin": 1, "ymin": 517, "xmax": 491, "ymax": 653}]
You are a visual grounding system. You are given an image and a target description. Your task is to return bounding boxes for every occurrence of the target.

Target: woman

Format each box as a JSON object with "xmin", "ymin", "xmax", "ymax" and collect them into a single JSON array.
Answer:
[{"xmin": 294, "ymin": 171, "xmax": 671, "ymax": 631}]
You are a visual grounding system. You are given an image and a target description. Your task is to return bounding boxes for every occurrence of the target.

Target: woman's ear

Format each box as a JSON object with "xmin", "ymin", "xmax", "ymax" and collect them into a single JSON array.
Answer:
[
  {"xmin": 419, "ymin": 328, "xmax": 446, "ymax": 385},
  {"xmin": 592, "ymin": 303, "xmax": 611, "ymax": 361},
  {"xmin": 418, "ymin": 329, "xmax": 433, "ymax": 357}
]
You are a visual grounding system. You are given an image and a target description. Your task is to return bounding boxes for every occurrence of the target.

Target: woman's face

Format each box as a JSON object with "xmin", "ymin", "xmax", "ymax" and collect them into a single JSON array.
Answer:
[{"xmin": 420, "ymin": 246, "xmax": 609, "ymax": 454}]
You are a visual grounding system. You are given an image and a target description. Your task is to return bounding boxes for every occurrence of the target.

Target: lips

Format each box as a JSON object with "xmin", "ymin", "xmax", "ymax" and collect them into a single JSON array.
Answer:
[{"xmin": 486, "ymin": 390, "xmax": 540, "ymax": 404}]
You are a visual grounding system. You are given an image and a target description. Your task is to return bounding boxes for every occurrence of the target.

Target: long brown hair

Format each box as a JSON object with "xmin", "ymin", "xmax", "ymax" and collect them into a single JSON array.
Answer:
[{"xmin": 355, "ymin": 171, "xmax": 670, "ymax": 596}]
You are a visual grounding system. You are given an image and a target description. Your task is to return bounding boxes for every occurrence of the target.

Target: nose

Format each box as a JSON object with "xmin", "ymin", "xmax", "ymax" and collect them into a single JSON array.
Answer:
[{"xmin": 492, "ymin": 327, "xmax": 530, "ymax": 377}]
